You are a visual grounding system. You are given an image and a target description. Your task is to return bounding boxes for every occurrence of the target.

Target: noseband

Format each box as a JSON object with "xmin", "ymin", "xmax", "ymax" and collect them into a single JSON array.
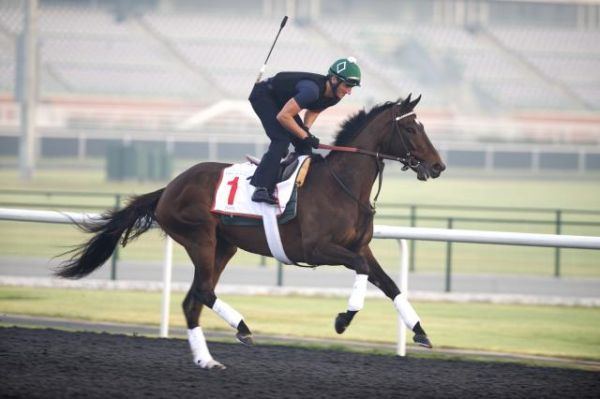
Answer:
[{"xmin": 394, "ymin": 111, "xmax": 422, "ymax": 171}]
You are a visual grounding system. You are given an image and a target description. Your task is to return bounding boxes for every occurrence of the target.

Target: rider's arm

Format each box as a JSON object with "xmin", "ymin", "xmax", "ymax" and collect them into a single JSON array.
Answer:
[
  {"xmin": 276, "ymin": 98, "xmax": 309, "ymax": 139},
  {"xmin": 276, "ymin": 80, "xmax": 320, "ymax": 139},
  {"xmin": 303, "ymin": 109, "xmax": 321, "ymax": 129}
]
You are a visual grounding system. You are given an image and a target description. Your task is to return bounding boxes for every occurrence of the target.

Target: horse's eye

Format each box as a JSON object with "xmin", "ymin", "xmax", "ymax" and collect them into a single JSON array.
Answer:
[{"xmin": 407, "ymin": 127, "xmax": 417, "ymax": 135}]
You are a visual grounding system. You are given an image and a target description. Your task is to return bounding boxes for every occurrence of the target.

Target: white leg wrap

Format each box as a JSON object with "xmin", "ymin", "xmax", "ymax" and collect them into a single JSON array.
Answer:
[
  {"xmin": 348, "ymin": 274, "xmax": 369, "ymax": 311},
  {"xmin": 187, "ymin": 327, "xmax": 214, "ymax": 367},
  {"xmin": 213, "ymin": 298, "xmax": 243, "ymax": 329},
  {"xmin": 393, "ymin": 293, "xmax": 420, "ymax": 330}
]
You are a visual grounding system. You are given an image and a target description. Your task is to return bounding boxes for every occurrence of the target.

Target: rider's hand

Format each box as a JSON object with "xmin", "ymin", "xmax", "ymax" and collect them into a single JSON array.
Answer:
[{"xmin": 303, "ymin": 133, "xmax": 320, "ymax": 149}]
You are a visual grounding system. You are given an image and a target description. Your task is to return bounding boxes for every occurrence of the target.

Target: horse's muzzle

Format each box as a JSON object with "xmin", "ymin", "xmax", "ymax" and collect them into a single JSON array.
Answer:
[
  {"xmin": 430, "ymin": 162, "xmax": 446, "ymax": 179},
  {"xmin": 416, "ymin": 162, "xmax": 445, "ymax": 181}
]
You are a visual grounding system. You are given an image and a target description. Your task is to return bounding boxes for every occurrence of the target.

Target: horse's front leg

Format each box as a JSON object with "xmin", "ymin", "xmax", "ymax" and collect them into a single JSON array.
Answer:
[
  {"xmin": 360, "ymin": 245, "xmax": 433, "ymax": 349},
  {"xmin": 308, "ymin": 242, "xmax": 370, "ymax": 334}
]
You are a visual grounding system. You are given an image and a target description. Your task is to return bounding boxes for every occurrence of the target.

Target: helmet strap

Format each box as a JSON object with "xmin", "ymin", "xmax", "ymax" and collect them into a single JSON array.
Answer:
[{"xmin": 329, "ymin": 75, "xmax": 343, "ymax": 100}]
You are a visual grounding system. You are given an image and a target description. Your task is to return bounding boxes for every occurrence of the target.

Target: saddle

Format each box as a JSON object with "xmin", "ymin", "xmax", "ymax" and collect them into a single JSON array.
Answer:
[
  {"xmin": 214, "ymin": 154, "xmax": 312, "ymax": 226},
  {"xmin": 246, "ymin": 152, "xmax": 311, "ymax": 186}
]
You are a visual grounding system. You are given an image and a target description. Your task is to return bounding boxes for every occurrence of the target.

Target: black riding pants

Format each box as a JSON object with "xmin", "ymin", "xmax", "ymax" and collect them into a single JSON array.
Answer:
[{"xmin": 249, "ymin": 82, "xmax": 311, "ymax": 191}]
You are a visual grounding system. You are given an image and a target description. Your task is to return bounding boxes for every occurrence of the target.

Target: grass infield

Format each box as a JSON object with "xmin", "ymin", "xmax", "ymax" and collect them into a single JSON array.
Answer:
[{"xmin": 1, "ymin": 167, "xmax": 599, "ymax": 276}]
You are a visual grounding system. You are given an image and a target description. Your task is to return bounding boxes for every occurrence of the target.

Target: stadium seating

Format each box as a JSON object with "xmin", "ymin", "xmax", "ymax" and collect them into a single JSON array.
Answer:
[{"xmin": 0, "ymin": 2, "xmax": 598, "ymax": 134}]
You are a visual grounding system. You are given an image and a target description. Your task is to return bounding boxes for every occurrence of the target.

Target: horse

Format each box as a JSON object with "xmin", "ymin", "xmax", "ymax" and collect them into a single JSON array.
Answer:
[{"xmin": 56, "ymin": 94, "xmax": 446, "ymax": 369}]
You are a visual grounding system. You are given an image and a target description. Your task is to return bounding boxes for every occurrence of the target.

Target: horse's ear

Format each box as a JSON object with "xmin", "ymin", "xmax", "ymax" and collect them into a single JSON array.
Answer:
[
  {"xmin": 409, "ymin": 94, "xmax": 422, "ymax": 109},
  {"xmin": 404, "ymin": 93, "xmax": 412, "ymax": 105}
]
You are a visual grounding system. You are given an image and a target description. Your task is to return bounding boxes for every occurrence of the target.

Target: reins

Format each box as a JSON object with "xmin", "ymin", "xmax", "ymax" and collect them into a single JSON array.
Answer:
[{"xmin": 319, "ymin": 144, "xmax": 412, "ymax": 165}]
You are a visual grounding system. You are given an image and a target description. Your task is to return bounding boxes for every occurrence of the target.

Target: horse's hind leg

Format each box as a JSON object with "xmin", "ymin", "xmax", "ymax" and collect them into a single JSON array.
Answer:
[
  {"xmin": 182, "ymin": 235, "xmax": 224, "ymax": 369},
  {"xmin": 182, "ymin": 283, "xmax": 221, "ymax": 369},
  {"xmin": 212, "ymin": 236, "xmax": 254, "ymax": 346},
  {"xmin": 182, "ymin": 232, "xmax": 252, "ymax": 369},
  {"xmin": 361, "ymin": 245, "xmax": 432, "ymax": 348}
]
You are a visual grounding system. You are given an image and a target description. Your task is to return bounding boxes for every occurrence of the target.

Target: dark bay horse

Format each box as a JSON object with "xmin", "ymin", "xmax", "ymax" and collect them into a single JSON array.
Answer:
[{"xmin": 57, "ymin": 94, "xmax": 445, "ymax": 369}]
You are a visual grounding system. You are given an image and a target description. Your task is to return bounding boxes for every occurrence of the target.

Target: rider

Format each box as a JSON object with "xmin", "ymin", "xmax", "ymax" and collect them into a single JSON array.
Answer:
[{"xmin": 249, "ymin": 57, "xmax": 362, "ymax": 204}]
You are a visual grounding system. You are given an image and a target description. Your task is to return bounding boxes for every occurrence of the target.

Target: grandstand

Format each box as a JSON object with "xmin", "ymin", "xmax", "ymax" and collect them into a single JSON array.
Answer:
[{"xmin": 1, "ymin": 0, "xmax": 599, "ymax": 170}]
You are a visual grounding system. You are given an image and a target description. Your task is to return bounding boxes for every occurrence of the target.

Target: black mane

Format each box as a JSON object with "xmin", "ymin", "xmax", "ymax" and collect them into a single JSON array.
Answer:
[{"xmin": 333, "ymin": 99, "xmax": 403, "ymax": 146}]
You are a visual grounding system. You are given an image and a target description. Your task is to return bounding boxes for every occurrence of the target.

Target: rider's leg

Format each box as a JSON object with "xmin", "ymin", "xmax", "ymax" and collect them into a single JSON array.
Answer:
[
  {"xmin": 249, "ymin": 84, "xmax": 293, "ymax": 197},
  {"xmin": 251, "ymin": 138, "xmax": 290, "ymax": 193}
]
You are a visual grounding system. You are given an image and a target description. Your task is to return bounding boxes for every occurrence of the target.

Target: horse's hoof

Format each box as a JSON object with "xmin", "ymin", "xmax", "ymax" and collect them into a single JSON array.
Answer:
[
  {"xmin": 206, "ymin": 360, "xmax": 227, "ymax": 370},
  {"xmin": 197, "ymin": 359, "xmax": 226, "ymax": 370},
  {"xmin": 335, "ymin": 312, "xmax": 348, "ymax": 334},
  {"xmin": 413, "ymin": 333, "xmax": 433, "ymax": 349},
  {"xmin": 236, "ymin": 332, "xmax": 254, "ymax": 346}
]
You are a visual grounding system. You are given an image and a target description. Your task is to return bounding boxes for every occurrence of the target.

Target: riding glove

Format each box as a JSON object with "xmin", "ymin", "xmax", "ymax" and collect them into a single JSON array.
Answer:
[{"xmin": 303, "ymin": 133, "xmax": 320, "ymax": 149}]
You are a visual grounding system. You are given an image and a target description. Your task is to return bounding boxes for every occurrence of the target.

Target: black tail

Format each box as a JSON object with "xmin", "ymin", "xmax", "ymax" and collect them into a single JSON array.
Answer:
[{"xmin": 55, "ymin": 188, "xmax": 165, "ymax": 279}]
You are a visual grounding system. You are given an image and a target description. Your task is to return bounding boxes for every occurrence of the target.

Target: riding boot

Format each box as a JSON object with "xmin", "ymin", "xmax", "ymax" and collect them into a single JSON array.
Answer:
[
  {"xmin": 252, "ymin": 187, "xmax": 278, "ymax": 205},
  {"xmin": 250, "ymin": 143, "xmax": 288, "ymax": 189}
]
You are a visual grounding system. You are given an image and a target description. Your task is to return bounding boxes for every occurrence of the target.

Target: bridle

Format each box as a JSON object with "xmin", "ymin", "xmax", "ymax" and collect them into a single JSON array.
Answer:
[
  {"xmin": 392, "ymin": 111, "xmax": 422, "ymax": 171},
  {"xmin": 320, "ymin": 110, "xmax": 421, "ymax": 171},
  {"xmin": 320, "ymin": 109, "xmax": 422, "ymax": 214}
]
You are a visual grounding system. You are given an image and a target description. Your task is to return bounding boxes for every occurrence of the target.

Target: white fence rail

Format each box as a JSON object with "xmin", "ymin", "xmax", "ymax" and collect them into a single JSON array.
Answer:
[
  {"xmin": 2, "ymin": 207, "xmax": 600, "ymax": 356},
  {"xmin": 374, "ymin": 225, "xmax": 600, "ymax": 249}
]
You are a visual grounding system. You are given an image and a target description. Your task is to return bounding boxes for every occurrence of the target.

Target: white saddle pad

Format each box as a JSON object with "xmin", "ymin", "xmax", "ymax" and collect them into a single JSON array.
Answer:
[{"xmin": 211, "ymin": 156, "xmax": 308, "ymax": 217}]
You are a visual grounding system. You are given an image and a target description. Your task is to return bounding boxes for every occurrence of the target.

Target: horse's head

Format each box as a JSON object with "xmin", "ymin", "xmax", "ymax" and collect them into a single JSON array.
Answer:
[{"xmin": 387, "ymin": 94, "xmax": 445, "ymax": 180}]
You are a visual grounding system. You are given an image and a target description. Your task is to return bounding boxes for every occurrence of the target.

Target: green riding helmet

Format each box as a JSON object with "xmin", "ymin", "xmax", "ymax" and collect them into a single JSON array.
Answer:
[{"xmin": 328, "ymin": 57, "xmax": 361, "ymax": 87}]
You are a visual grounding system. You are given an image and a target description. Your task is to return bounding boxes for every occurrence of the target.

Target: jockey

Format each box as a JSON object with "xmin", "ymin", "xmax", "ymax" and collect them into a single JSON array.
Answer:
[{"xmin": 249, "ymin": 57, "xmax": 362, "ymax": 204}]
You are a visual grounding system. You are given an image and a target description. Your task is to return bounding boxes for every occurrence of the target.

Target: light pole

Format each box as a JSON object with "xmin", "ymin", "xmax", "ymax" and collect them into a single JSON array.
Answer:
[{"xmin": 18, "ymin": 0, "xmax": 39, "ymax": 181}]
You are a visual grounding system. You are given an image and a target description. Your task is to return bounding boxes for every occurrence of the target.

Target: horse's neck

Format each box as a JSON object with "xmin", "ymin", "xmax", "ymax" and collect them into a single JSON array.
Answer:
[
  {"xmin": 327, "ymin": 116, "xmax": 389, "ymax": 201},
  {"xmin": 333, "ymin": 154, "xmax": 379, "ymax": 201}
]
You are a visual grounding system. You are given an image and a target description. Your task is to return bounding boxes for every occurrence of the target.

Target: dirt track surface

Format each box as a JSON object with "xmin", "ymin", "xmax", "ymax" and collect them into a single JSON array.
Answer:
[{"xmin": 1, "ymin": 327, "xmax": 599, "ymax": 399}]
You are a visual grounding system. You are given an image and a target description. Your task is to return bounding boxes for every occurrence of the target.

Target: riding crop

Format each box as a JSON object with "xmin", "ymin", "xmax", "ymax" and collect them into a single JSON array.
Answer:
[{"xmin": 255, "ymin": 16, "xmax": 288, "ymax": 83}]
